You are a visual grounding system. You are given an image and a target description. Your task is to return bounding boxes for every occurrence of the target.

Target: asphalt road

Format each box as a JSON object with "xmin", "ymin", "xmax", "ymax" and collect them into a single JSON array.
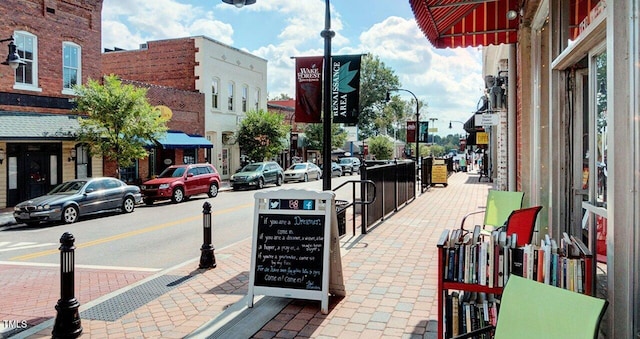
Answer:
[{"xmin": 0, "ymin": 175, "xmax": 359, "ymax": 270}]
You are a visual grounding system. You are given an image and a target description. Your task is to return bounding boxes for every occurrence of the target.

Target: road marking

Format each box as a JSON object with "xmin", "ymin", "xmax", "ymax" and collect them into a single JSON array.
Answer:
[
  {"xmin": 9, "ymin": 202, "xmax": 253, "ymax": 261},
  {"xmin": 0, "ymin": 260, "xmax": 161, "ymax": 271},
  {"xmin": 0, "ymin": 242, "xmax": 57, "ymax": 252}
]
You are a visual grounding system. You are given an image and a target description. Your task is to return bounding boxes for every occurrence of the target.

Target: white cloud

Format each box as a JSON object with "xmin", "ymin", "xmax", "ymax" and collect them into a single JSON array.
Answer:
[{"xmin": 101, "ymin": 0, "xmax": 483, "ymax": 135}]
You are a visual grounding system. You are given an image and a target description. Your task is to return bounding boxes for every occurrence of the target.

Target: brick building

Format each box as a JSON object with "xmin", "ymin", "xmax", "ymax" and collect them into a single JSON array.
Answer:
[
  {"xmin": 103, "ymin": 37, "xmax": 268, "ymax": 179},
  {"xmin": 0, "ymin": 0, "xmax": 104, "ymax": 208}
]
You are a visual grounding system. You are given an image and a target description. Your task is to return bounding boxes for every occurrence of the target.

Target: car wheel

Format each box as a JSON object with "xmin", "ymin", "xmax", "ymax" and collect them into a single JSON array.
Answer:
[
  {"xmin": 208, "ymin": 183, "xmax": 219, "ymax": 198},
  {"xmin": 62, "ymin": 205, "xmax": 79, "ymax": 224},
  {"xmin": 144, "ymin": 198, "xmax": 154, "ymax": 206},
  {"xmin": 172, "ymin": 187, "xmax": 185, "ymax": 203},
  {"xmin": 122, "ymin": 196, "xmax": 135, "ymax": 213},
  {"xmin": 304, "ymin": 174, "xmax": 309, "ymax": 182},
  {"xmin": 232, "ymin": 185, "xmax": 239, "ymax": 191},
  {"xmin": 276, "ymin": 175, "xmax": 283, "ymax": 186},
  {"xmin": 257, "ymin": 178, "xmax": 264, "ymax": 189}
]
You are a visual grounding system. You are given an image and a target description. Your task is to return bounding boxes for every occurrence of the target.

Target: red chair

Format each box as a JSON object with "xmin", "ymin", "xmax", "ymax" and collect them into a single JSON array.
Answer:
[{"xmin": 504, "ymin": 206, "xmax": 543, "ymax": 247}]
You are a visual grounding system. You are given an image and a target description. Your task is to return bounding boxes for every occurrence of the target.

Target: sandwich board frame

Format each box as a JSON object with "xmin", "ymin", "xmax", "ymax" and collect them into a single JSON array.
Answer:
[{"xmin": 247, "ymin": 189, "xmax": 344, "ymax": 314}]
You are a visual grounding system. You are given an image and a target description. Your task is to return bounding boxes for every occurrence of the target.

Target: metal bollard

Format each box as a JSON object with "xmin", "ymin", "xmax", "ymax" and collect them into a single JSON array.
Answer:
[
  {"xmin": 199, "ymin": 202, "xmax": 217, "ymax": 269},
  {"xmin": 52, "ymin": 232, "xmax": 82, "ymax": 338}
]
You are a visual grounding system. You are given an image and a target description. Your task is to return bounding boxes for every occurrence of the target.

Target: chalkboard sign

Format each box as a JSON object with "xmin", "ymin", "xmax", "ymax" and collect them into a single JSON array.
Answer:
[
  {"xmin": 248, "ymin": 189, "xmax": 344, "ymax": 314},
  {"xmin": 254, "ymin": 213, "xmax": 325, "ymax": 290}
]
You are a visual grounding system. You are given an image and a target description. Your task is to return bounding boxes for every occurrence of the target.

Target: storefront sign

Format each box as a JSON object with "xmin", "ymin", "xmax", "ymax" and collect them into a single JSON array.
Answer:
[
  {"xmin": 476, "ymin": 132, "xmax": 489, "ymax": 145},
  {"xmin": 475, "ymin": 114, "xmax": 499, "ymax": 127}
]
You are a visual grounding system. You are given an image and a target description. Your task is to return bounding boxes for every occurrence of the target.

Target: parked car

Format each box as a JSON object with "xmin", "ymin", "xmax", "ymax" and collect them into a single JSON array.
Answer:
[
  {"xmin": 140, "ymin": 163, "xmax": 221, "ymax": 205},
  {"xmin": 321, "ymin": 162, "xmax": 342, "ymax": 178},
  {"xmin": 284, "ymin": 162, "xmax": 322, "ymax": 182},
  {"xmin": 338, "ymin": 157, "xmax": 361, "ymax": 175},
  {"xmin": 230, "ymin": 161, "xmax": 284, "ymax": 190},
  {"xmin": 13, "ymin": 177, "xmax": 142, "ymax": 225}
]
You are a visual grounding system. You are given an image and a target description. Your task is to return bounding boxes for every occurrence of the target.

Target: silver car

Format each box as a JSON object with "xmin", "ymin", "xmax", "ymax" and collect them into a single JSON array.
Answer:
[
  {"xmin": 13, "ymin": 177, "xmax": 142, "ymax": 225},
  {"xmin": 284, "ymin": 162, "xmax": 322, "ymax": 182}
]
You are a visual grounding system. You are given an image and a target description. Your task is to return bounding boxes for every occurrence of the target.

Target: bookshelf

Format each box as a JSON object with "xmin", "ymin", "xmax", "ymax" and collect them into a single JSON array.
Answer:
[{"xmin": 436, "ymin": 229, "xmax": 595, "ymax": 339}]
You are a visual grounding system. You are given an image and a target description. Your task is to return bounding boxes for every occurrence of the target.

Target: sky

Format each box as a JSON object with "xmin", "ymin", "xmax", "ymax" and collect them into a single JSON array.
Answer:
[{"xmin": 101, "ymin": 0, "xmax": 485, "ymax": 136}]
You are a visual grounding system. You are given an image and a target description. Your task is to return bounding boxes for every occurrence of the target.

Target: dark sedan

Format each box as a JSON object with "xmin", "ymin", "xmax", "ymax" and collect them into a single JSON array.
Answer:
[{"xmin": 13, "ymin": 177, "xmax": 142, "ymax": 225}]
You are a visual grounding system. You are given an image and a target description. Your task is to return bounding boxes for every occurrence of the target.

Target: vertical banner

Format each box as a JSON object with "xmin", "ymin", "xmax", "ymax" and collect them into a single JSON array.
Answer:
[
  {"xmin": 331, "ymin": 55, "xmax": 362, "ymax": 124},
  {"xmin": 407, "ymin": 121, "xmax": 416, "ymax": 143},
  {"xmin": 295, "ymin": 56, "xmax": 323, "ymax": 123},
  {"xmin": 419, "ymin": 121, "xmax": 429, "ymax": 143}
]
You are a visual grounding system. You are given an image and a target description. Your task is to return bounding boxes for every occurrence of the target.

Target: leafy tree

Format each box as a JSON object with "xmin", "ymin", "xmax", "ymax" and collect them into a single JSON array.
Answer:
[
  {"xmin": 236, "ymin": 110, "xmax": 289, "ymax": 162},
  {"xmin": 358, "ymin": 54, "xmax": 401, "ymax": 139},
  {"xmin": 368, "ymin": 135, "xmax": 394, "ymax": 160},
  {"xmin": 270, "ymin": 93, "xmax": 292, "ymax": 101},
  {"xmin": 73, "ymin": 75, "xmax": 168, "ymax": 177},
  {"xmin": 304, "ymin": 123, "xmax": 347, "ymax": 151}
]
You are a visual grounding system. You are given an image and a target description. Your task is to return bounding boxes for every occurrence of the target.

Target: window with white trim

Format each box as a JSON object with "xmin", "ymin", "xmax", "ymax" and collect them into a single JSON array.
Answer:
[
  {"xmin": 242, "ymin": 85, "xmax": 248, "ymax": 112},
  {"xmin": 212, "ymin": 78, "xmax": 219, "ymax": 109},
  {"xmin": 63, "ymin": 42, "xmax": 81, "ymax": 94},
  {"xmin": 254, "ymin": 88, "xmax": 260, "ymax": 110},
  {"xmin": 13, "ymin": 31, "xmax": 38, "ymax": 89},
  {"xmin": 228, "ymin": 82, "xmax": 235, "ymax": 111}
]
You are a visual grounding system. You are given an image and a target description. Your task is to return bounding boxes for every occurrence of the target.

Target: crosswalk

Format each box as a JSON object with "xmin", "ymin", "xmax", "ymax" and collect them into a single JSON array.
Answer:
[{"xmin": 0, "ymin": 241, "xmax": 57, "ymax": 252}]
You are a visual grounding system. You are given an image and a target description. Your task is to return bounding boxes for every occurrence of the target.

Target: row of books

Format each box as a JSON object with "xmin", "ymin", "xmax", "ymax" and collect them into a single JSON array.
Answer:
[
  {"xmin": 442, "ymin": 227, "xmax": 593, "ymax": 294},
  {"xmin": 442, "ymin": 226, "xmax": 517, "ymax": 288},
  {"xmin": 444, "ymin": 291, "xmax": 498, "ymax": 339}
]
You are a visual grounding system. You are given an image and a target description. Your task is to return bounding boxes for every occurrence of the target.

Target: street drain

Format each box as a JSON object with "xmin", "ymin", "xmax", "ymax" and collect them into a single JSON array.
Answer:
[{"xmin": 80, "ymin": 275, "xmax": 193, "ymax": 321}]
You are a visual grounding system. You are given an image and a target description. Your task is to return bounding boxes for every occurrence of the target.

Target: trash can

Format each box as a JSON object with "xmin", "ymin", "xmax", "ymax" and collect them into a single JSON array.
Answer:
[{"xmin": 335, "ymin": 200, "xmax": 349, "ymax": 237}]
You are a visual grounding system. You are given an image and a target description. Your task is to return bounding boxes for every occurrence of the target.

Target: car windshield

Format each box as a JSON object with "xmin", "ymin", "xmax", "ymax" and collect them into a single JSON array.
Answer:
[
  {"xmin": 49, "ymin": 181, "xmax": 87, "ymax": 194},
  {"xmin": 289, "ymin": 164, "xmax": 306, "ymax": 170},
  {"xmin": 158, "ymin": 167, "xmax": 186, "ymax": 178},
  {"xmin": 242, "ymin": 164, "xmax": 262, "ymax": 172},
  {"xmin": 339, "ymin": 158, "xmax": 351, "ymax": 164}
]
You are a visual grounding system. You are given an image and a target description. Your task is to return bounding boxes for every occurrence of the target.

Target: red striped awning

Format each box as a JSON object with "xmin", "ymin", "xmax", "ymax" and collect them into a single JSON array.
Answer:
[
  {"xmin": 410, "ymin": 0, "xmax": 601, "ymax": 49},
  {"xmin": 410, "ymin": 0, "xmax": 519, "ymax": 49}
]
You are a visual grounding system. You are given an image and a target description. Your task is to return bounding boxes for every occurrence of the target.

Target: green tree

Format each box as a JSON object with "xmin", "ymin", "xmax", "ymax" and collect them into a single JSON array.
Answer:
[
  {"xmin": 358, "ymin": 54, "xmax": 401, "ymax": 139},
  {"xmin": 236, "ymin": 110, "xmax": 289, "ymax": 162},
  {"xmin": 304, "ymin": 123, "xmax": 347, "ymax": 151},
  {"xmin": 73, "ymin": 75, "xmax": 168, "ymax": 177},
  {"xmin": 270, "ymin": 93, "xmax": 292, "ymax": 100},
  {"xmin": 368, "ymin": 135, "xmax": 394, "ymax": 160}
]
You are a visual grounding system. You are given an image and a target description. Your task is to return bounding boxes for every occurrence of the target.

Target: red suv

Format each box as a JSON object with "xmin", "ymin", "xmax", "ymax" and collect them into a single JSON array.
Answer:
[{"xmin": 141, "ymin": 163, "xmax": 221, "ymax": 205}]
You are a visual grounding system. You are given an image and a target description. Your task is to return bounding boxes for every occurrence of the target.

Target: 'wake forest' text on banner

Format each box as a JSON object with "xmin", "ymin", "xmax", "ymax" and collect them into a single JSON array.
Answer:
[
  {"xmin": 331, "ymin": 55, "xmax": 362, "ymax": 124},
  {"xmin": 294, "ymin": 56, "xmax": 323, "ymax": 123}
]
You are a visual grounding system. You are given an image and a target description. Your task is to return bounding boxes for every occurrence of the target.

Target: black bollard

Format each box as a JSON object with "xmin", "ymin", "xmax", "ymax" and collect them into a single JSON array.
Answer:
[
  {"xmin": 52, "ymin": 232, "xmax": 82, "ymax": 338},
  {"xmin": 199, "ymin": 202, "xmax": 217, "ymax": 269}
]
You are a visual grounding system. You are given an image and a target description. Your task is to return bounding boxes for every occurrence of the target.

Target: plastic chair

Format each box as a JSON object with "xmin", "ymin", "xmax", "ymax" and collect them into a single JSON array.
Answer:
[
  {"xmin": 504, "ymin": 206, "xmax": 543, "ymax": 247},
  {"xmin": 459, "ymin": 190, "xmax": 524, "ymax": 233},
  {"xmin": 452, "ymin": 275, "xmax": 608, "ymax": 339}
]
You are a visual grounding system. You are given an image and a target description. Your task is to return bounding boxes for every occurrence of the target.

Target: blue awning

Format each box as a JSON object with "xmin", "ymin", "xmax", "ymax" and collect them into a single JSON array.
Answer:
[{"xmin": 154, "ymin": 131, "xmax": 213, "ymax": 149}]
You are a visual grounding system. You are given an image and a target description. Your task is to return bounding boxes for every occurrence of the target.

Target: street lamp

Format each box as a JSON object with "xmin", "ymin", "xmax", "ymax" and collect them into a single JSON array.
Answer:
[
  {"xmin": 1, "ymin": 37, "xmax": 25, "ymax": 70},
  {"xmin": 222, "ymin": 0, "xmax": 256, "ymax": 8},
  {"xmin": 386, "ymin": 89, "xmax": 420, "ymax": 169},
  {"xmin": 225, "ymin": 0, "xmax": 333, "ymax": 190}
]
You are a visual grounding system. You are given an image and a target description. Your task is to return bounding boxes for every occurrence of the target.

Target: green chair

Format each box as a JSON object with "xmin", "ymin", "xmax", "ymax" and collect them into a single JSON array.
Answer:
[
  {"xmin": 453, "ymin": 275, "xmax": 608, "ymax": 338},
  {"xmin": 459, "ymin": 189, "xmax": 524, "ymax": 233}
]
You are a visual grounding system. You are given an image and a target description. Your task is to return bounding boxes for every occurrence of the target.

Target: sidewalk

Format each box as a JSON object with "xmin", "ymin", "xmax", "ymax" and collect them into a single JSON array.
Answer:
[{"xmin": 6, "ymin": 171, "xmax": 493, "ymax": 338}]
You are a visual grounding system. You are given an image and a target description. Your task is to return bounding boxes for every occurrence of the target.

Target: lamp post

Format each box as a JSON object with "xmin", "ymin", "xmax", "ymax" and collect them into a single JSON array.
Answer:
[
  {"xmin": 386, "ymin": 88, "xmax": 420, "ymax": 170},
  {"xmin": 224, "ymin": 0, "xmax": 333, "ymax": 190},
  {"xmin": 320, "ymin": 0, "xmax": 334, "ymax": 191}
]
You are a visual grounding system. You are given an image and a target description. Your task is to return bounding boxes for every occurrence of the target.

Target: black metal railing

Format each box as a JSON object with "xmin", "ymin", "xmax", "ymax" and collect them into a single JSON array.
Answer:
[
  {"xmin": 333, "ymin": 179, "xmax": 376, "ymax": 237},
  {"xmin": 361, "ymin": 160, "xmax": 416, "ymax": 233}
]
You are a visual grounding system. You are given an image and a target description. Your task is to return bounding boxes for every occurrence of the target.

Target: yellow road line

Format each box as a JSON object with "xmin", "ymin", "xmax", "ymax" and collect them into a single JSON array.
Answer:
[{"xmin": 10, "ymin": 202, "xmax": 252, "ymax": 261}]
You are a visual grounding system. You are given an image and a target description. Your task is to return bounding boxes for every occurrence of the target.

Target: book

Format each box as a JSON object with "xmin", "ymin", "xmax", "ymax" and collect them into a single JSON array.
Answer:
[
  {"xmin": 451, "ymin": 292, "xmax": 460, "ymax": 336},
  {"xmin": 510, "ymin": 247, "xmax": 524, "ymax": 277}
]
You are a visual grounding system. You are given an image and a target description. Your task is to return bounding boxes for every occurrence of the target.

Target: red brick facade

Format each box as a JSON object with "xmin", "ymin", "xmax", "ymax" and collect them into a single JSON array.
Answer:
[
  {"xmin": 102, "ymin": 39, "xmax": 198, "ymax": 91},
  {"xmin": 0, "ymin": 0, "xmax": 103, "ymax": 113}
]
